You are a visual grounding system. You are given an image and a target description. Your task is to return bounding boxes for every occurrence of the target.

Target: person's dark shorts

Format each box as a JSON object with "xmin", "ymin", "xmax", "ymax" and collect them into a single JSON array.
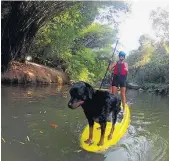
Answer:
[{"xmin": 112, "ymin": 74, "xmax": 127, "ymax": 87}]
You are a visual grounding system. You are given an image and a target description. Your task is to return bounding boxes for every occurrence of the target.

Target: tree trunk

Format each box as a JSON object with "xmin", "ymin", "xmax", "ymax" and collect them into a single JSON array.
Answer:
[{"xmin": 1, "ymin": 1, "xmax": 77, "ymax": 72}]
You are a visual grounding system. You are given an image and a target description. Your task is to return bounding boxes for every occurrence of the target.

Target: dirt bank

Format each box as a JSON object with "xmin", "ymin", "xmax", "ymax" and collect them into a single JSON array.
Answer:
[{"xmin": 1, "ymin": 61, "xmax": 70, "ymax": 85}]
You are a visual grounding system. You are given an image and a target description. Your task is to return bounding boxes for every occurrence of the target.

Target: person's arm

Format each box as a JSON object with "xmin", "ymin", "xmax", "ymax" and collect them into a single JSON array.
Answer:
[
  {"xmin": 109, "ymin": 62, "xmax": 116, "ymax": 71},
  {"xmin": 124, "ymin": 62, "xmax": 128, "ymax": 72}
]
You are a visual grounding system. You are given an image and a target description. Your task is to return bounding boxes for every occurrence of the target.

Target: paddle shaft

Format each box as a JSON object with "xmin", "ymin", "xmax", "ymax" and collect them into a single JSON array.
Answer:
[{"xmin": 99, "ymin": 40, "xmax": 119, "ymax": 90}]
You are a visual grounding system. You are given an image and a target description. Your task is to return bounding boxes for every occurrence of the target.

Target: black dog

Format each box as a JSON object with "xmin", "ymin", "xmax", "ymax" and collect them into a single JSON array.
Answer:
[{"xmin": 68, "ymin": 81, "xmax": 121, "ymax": 146}]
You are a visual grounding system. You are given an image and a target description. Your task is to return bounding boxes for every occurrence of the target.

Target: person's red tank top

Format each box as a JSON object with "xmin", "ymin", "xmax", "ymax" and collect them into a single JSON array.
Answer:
[{"xmin": 113, "ymin": 61, "xmax": 127, "ymax": 76}]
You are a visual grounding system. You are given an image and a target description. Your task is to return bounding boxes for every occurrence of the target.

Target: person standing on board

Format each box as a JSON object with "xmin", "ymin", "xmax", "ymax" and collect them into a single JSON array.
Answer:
[{"xmin": 109, "ymin": 51, "xmax": 128, "ymax": 114}]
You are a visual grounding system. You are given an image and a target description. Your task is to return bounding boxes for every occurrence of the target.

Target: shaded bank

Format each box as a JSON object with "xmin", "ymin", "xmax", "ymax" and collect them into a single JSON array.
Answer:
[
  {"xmin": 1, "ymin": 1, "xmax": 77, "ymax": 72},
  {"xmin": 1, "ymin": 61, "xmax": 69, "ymax": 85},
  {"xmin": 126, "ymin": 82, "xmax": 169, "ymax": 95}
]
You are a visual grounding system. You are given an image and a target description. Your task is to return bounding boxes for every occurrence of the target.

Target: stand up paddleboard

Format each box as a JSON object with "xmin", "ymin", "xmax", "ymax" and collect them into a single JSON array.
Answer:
[{"xmin": 80, "ymin": 104, "xmax": 130, "ymax": 152}]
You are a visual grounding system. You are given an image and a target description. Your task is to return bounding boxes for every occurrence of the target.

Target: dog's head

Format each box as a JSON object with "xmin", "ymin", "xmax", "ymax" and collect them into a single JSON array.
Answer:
[{"xmin": 68, "ymin": 81, "xmax": 94, "ymax": 109}]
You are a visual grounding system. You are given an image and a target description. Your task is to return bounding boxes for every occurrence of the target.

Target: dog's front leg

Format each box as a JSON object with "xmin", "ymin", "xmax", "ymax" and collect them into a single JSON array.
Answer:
[
  {"xmin": 97, "ymin": 122, "xmax": 106, "ymax": 146},
  {"xmin": 84, "ymin": 119, "xmax": 94, "ymax": 145}
]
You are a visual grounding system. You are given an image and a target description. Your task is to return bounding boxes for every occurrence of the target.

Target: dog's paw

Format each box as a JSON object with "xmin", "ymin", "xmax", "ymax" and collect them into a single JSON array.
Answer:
[
  {"xmin": 108, "ymin": 134, "xmax": 112, "ymax": 140},
  {"xmin": 84, "ymin": 139, "xmax": 93, "ymax": 145},
  {"xmin": 97, "ymin": 142, "xmax": 103, "ymax": 146}
]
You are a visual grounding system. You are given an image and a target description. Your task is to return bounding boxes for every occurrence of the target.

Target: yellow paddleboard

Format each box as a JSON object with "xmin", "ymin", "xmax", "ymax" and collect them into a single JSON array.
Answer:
[{"xmin": 80, "ymin": 104, "xmax": 130, "ymax": 152}]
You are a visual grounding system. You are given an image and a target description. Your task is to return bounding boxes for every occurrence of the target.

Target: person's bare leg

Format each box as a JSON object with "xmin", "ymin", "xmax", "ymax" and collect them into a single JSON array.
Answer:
[
  {"xmin": 120, "ymin": 87, "xmax": 126, "ymax": 113},
  {"xmin": 112, "ymin": 86, "xmax": 118, "ymax": 94}
]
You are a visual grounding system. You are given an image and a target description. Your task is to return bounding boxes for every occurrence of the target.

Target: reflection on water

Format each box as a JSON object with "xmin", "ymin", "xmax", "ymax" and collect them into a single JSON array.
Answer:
[{"xmin": 1, "ymin": 85, "xmax": 169, "ymax": 161}]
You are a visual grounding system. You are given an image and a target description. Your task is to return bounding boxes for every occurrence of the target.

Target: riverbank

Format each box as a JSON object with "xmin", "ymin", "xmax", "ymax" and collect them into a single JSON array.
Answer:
[
  {"xmin": 127, "ymin": 82, "xmax": 169, "ymax": 95},
  {"xmin": 1, "ymin": 61, "xmax": 70, "ymax": 85},
  {"xmin": 141, "ymin": 83, "xmax": 169, "ymax": 95}
]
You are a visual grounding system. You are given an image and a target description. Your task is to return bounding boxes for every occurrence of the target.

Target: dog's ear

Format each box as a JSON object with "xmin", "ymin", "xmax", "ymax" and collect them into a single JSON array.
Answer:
[{"xmin": 84, "ymin": 83, "xmax": 94, "ymax": 99}]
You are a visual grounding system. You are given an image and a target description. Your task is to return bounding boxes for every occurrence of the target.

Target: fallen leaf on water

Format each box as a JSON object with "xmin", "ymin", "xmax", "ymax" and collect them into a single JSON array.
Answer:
[
  {"xmin": 19, "ymin": 141, "xmax": 25, "ymax": 144},
  {"xmin": 74, "ymin": 150, "xmax": 82, "ymax": 153},
  {"xmin": 2, "ymin": 138, "xmax": 6, "ymax": 143},
  {"xmin": 40, "ymin": 131, "xmax": 43, "ymax": 134},
  {"xmin": 27, "ymin": 136, "xmax": 30, "ymax": 142},
  {"xmin": 49, "ymin": 123, "xmax": 58, "ymax": 128}
]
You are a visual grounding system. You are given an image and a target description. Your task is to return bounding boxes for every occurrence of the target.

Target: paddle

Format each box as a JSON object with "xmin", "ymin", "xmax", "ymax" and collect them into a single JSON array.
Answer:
[{"xmin": 99, "ymin": 40, "xmax": 119, "ymax": 90}]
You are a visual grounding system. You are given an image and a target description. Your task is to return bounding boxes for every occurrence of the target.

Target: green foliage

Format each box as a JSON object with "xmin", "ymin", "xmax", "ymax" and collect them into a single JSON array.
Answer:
[
  {"xmin": 127, "ymin": 35, "xmax": 169, "ymax": 94},
  {"xmin": 32, "ymin": 4, "xmax": 84, "ymax": 62},
  {"xmin": 67, "ymin": 48, "xmax": 107, "ymax": 84},
  {"xmin": 127, "ymin": 7, "xmax": 169, "ymax": 94},
  {"xmin": 30, "ymin": 1, "xmax": 129, "ymax": 84}
]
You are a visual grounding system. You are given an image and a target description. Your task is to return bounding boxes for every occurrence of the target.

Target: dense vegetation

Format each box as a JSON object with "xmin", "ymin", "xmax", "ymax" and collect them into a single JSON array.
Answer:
[
  {"xmin": 29, "ymin": 2, "xmax": 129, "ymax": 84},
  {"xmin": 1, "ymin": 1, "xmax": 129, "ymax": 84},
  {"xmin": 126, "ymin": 8, "xmax": 169, "ymax": 94},
  {"xmin": 3, "ymin": 1, "xmax": 168, "ymax": 94},
  {"xmin": 1, "ymin": 1, "xmax": 78, "ymax": 72}
]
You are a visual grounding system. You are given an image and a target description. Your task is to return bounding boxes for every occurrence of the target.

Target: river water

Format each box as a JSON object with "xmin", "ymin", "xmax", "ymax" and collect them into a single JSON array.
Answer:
[{"xmin": 1, "ymin": 85, "xmax": 169, "ymax": 161}]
